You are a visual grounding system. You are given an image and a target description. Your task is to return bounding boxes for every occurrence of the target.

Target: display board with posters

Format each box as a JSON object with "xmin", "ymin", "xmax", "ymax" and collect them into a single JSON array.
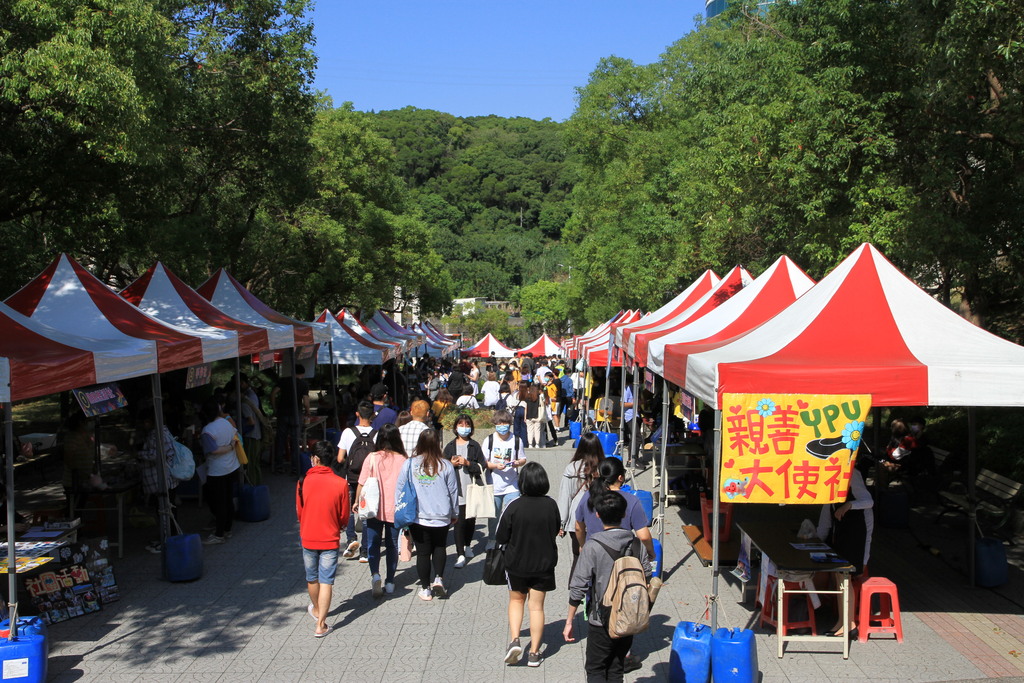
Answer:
[
  {"xmin": 719, "ymin": 393, "xmax": 871, "ymax": 505},
  {"xmin": 26, "ymin": 538, "xmax": 118, "ymax": 624}
]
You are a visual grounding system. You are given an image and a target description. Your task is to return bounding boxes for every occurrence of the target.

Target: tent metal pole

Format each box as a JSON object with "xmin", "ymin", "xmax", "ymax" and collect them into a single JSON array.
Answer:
[
  {"xmin": 151, "ymin": 374, "xmax": 172, "ymax": 548},
  {"xmin": 234, "ymin": 357, "xmax": 243, "ymax": 446},
  {"xmin": 618, "ymin": 360, "xmax": 627, "ymax": 458},
  {"xmin": 711, "ymin": 408, "xmax": 722, "ymax": 630},
  {"xmin": 5, "ymin": 401, "xmax": 18, "ymax": 637},
  {"xmin": 630, "ymin": 367, "xmax": 642, "ymax": 469},
  {"xmin": 328, "ymin": 341, "xmax": 338, "ymax": 430},
  {"xmin": 968, "ymin": 407, "xmax": 977, "ymax": 586},
  {"xmin": 656, "ymin": 379, "xmax": 670, "ymax": 539},
  {"xmin": 290, "ymin": 350, "xmax": 300, "ymax": 474}
]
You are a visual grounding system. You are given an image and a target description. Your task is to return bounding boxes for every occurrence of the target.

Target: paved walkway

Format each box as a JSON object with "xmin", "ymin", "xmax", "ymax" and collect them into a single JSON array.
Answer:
[{"xmin": 40, "ymin": 436, "xmax": 1024, "ymax": 682}]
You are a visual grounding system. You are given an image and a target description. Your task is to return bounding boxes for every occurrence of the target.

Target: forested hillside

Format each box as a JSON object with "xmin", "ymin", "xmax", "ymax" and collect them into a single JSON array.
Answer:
[{"xmin": 368, "ymin": 109, "xmax": 573, "ymax": 302}]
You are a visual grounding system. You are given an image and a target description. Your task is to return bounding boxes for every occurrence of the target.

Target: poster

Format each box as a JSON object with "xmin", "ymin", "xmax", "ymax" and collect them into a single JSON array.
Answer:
[
  {"xmin": 719, "ymin": 393, "xmax": 871, "ymax": 505},
  {"xmin": 185, "ymin": 363, "xmax": 213, "ymax": 389},
  {"xmin": 28, "ymin": 538, "xmax": 118, "ymax": 625},
  {"xmin": 73, "ymin": 383, "xmax": 127, "ymax": 417}
]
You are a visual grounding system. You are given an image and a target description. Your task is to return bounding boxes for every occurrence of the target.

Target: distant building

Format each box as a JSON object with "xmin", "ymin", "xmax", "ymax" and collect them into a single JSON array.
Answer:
[{"xmin": 705, "ymin": 0, "xmax": 775, "ymax": 19}]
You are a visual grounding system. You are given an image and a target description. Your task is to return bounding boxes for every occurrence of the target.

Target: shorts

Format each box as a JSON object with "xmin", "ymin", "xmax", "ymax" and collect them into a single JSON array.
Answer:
[
  {"xmin": 303, "ymin": 547, "xmax": 339, "ymax": 584},
  {"xmin": 507, "ymin": 571, "xmax": 556, "ymax": 594}
]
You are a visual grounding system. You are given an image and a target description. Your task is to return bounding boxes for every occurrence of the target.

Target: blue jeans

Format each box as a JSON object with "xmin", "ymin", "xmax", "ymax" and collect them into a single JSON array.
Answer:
[
  {"xmin": 302, "ymin": 547, "xmax": 339, "ymax": 584},
  {"xmin": 488, "ymin": 490, "xmax": 521, "ymax": 538},
  {"xmin": 364, "ymin": 518, "xmax": 399, "ymax": 582}
]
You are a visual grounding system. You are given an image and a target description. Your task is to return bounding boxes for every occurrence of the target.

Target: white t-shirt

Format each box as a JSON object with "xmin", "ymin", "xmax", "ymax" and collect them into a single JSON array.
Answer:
[
  {"xmin": 483, "ymin": 433, "xmax": 524, "ymax": 496},
  {"xmin": 456, "ymin": 394, "xmax": 480, "ymax": 409},
  {"xmin": 339, "ymin": 425, "xmax": 374, "ymax": 455},
  {"xmin": 481, "ymin": 380, "xmax": 501, "ymax": 407},
  {"xmin": 201, "ymin": 417, "xmax": 240, "ymax": 477}
]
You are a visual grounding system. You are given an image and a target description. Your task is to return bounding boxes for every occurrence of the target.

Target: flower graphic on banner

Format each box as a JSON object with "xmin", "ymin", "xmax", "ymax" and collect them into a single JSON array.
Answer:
[
  {"xmin": 755, "ymin": 398, "xmax": 776, "ymax": 417},
  {"xmin": 842, "ymin": 421, "xmax": 865, "ymax": 451}
]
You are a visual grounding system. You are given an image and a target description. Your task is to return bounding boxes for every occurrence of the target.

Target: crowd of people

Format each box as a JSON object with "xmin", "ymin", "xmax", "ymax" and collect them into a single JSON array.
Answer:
[{"xmin": 295, "ymin": 354, "xmax": 659, "ymax": 680}]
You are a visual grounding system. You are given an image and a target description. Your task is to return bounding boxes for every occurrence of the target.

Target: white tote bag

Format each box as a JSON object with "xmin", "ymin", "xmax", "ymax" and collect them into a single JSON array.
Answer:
[
  {"xmin": 465, "ymin": 474, "xmax": 495, "ymax": 519},
  {"xmin": 358, "ymin": 454, "xmax": 381, "ymax": 521}
]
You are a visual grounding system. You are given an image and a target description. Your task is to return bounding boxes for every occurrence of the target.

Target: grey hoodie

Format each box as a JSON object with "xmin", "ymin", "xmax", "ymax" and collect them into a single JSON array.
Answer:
[
  {"xmin": 568, "ymin": 527, "xmax": 652, "ymax": 627},
  {"xmin": 396, "ymin": 456, "xmax": 459, "ymax": 526}
]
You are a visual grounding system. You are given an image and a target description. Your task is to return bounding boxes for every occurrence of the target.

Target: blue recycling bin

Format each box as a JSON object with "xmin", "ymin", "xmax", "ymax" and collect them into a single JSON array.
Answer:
[{"xmin": 596, "ymin": 431, "xmax": 619, "ymax": 455}]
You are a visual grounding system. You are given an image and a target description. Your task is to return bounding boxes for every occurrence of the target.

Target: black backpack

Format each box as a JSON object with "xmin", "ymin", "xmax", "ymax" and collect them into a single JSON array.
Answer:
[{"xmin": 342, "ymin": 427, "xmax": 377, "ymax": 483}]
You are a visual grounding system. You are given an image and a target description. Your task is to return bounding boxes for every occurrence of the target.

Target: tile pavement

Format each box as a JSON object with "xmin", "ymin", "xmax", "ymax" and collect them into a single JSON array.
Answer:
[{"xmin": 35, "ymin": 432, "xmax": 1024, "ymax": 682}]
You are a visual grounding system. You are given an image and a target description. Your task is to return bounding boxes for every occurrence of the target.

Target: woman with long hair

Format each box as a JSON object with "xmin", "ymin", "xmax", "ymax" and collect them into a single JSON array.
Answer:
[
  {"xmin": 521, "ymin": 382, "xmax": 547, "ymax": 449},
  {"xmin": 556, "ymin": 433, "xmax": 604, "ymax": 579},
  {"xmin": 397, "ymin": 429, "xmax": 459, "ymax": 600},
  {"xmin": 442, "ymin": 414, "xmax": 488, "ymax": 566},
  {"xmin": 496, "ymin": 462, "xmax": 560, "ymax": 667},
  {"xmin": 352, "ymin": 423, "xmax": 407, "ymax": 599}
]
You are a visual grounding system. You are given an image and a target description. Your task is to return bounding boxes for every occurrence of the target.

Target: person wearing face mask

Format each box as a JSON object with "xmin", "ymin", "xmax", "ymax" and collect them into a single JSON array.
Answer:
[
  {"xmin": 483, "ymin": 409, "xmax": 527, "ymax": 549},
  {"xmin": 443, "ymin": 414, "xmax": 487, "ymax": 567}
]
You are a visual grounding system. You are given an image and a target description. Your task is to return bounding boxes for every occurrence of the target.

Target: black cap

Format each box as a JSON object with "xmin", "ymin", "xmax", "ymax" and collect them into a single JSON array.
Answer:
[{"xmin": 370, "ymin": 383, "xmax": 388, "ymax": 399}]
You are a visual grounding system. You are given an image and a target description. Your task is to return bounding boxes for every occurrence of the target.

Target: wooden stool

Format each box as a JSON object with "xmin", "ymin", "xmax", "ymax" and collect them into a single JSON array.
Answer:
[
  {"xmin": 759, "ymin": 575, "xmax": 817, "ymax": 636},
  {"xmin": 858, "ymin": 577, "xmax": 903, "ymax": 642}
]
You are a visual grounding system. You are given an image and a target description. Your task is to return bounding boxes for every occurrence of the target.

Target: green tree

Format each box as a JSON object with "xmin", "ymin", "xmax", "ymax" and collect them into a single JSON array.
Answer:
[{"xmin": 518, "ymin": 279, "xmax": 570, "ymax": 336}]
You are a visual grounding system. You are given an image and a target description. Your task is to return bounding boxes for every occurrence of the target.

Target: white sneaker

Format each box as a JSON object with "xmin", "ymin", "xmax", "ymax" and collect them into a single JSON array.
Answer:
[
  {"xmin": 431, "ymin": 578, "xmax": 446, "ymax": 598},
  {"xmin": 342, "ymin": 541, "xmax": 360, "ymax": 560},
  {"xmin": 464, "ymin": 547, "xmax": 475, "ymax": 559},
  {"xmin": 202, "ymin": 534, "xmax": 225, "ymax": 545},
  {"xmin": 384, "ymin": 582, "xmax": 395, "ymax": 594},
  {"xmin": 418, "ymin": 588, "xmax": 433, "ymax": 601},
  {"xmin": 371, "ymin": 574, "xmax": 383, "ymax": 599},
  {"xmin": 454, "ymin": 555, "xmax": 466, "ymax": 568}
]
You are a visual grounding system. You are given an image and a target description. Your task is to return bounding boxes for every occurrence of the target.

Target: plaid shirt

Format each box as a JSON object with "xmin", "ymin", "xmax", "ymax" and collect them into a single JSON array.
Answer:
[
  {"xmin": 138, "ymin": 427, "xmax": 178, "ymax": 495},
  {"xmin": 399, "ymin": 420, "xmax": 429, "ymax": 458}
]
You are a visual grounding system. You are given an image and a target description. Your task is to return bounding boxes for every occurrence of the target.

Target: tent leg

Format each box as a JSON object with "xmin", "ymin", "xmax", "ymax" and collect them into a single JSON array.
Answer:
[
  {"xmin": 290, "ymin": 351, "xmax": 301, "ymax": 476},
  {"xmin": 328, "ymin": 341, "xmax": 339, "ymax": 430},
  {"xmin": 234, "ymin": 358, "xmax": 243, "ymax": 448},
  {"xmin": 711, "ymin": 408, "xmax": 722, "ymax": 630},
  {"xmin": 968, "ymin": 407, "xmax": 977, "ymax": 586},
  {"xmin": 656, "ymin": 379, "xmax": 670, "ymax": 542},
  {"xmin": 151, "ymin": 374, "xmax": 172, "ymax": 547},
  {"xmin": 5, "ymin": 403, "xmax": 18, "ymax": 637},
  {"xmin": 618, "ymin": 363, "xmax": 627, "ymax": 459}
]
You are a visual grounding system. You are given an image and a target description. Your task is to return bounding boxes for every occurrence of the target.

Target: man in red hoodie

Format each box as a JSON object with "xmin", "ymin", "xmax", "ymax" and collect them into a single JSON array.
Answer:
[{"xmin": 297, "ymin": 441, "xmax": 350, "ymax": 637}]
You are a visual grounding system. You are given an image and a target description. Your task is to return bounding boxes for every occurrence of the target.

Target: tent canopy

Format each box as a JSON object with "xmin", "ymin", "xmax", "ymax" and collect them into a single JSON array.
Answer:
[
  {"xmin": 615, "ymin": 269, "xmax": 720, "ymax": 352},
  {"xmin": 337, "ymin": 309, "xmax": 403, "ymax": 357},
  {"xmin": 122, "ymin": 262, "xmax": 271, "ymax": 358},
  {"xmin": 648, "ymin": 256, "xmax": 814, "ymax": 378},
  {"xmin": 197, "ymin": 269, "xmax": 327, "ymax": 349},
  {"xmin": 463, "ymin": 333, "xmax": 515, "ymax": 358},
  {"xmin": 627, "ymin": 266, "xmax": 753, "ymax": 368},
  {"xmin": 517, "ymin": 333, "xmax": 563, "ymax": 357},
  {"xmin": 678, "ymin": 244, "xmax": 1024, "ymax": 408},
  {"xmin": 7, "ymin": 254, "xmax": 206, "ymax": 372},
  {"xmin": 315, "ymin": 310, "xmax": 398, "ymax": 365}
]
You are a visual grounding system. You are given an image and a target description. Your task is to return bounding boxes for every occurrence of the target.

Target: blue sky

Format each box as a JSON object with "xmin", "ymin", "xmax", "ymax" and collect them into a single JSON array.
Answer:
[{"xmin": 310, "ymin": 1, "xmax": 708, "ymax": 121}]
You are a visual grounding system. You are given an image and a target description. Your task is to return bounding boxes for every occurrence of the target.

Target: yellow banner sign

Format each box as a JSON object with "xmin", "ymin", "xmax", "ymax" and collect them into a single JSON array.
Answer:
[{"xmin": 719, "ymin": 393, "xmax": 871, "ymax": 504}]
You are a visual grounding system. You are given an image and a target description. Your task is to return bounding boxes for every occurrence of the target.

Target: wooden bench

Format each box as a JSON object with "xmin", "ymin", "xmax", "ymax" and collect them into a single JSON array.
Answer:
[
  {"xmin": 682, "ymin": 524, "xmax": 739, "ymax": 568},
  {"xmin": 937, "ymin": 467, "xmax": 1023, "ymax": 532}
]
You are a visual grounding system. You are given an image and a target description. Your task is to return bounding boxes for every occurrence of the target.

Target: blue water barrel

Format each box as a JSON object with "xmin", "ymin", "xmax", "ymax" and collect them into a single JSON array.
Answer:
[
  {"xmin": 238, "ymin": 484, "xmax": 271, "ymax": 522},
  {"xmin": 711, "ymin": 627, "xmax": 757, "ymax": 683},
  {"xmin": 569, "ymin": 421, "xmax": 582, "ymax": 441},
  {"xmin": 0, "ymin": 617, "xmax": 47, "ymax": 683},
  {"xmin": 596, "ymin": 431, "xmax": 619, "ymax": 455},
  {"xmin": 632, "ymin": 490, "xmax": 654, "ymax": 526},
  {"xmin": 670, "ymin": 621, "xmax": 711, "ymax": 683},
  {"xmin": 652, "ymin": 538, "xmax": 663, "ymax": 579},
  {"xmin": 975, "ymin": 538, "xmax": 1009, "ymax": 587},
  {"xmin": 163, "ymin": 533, "xmax": 203, "ymax": 582}
]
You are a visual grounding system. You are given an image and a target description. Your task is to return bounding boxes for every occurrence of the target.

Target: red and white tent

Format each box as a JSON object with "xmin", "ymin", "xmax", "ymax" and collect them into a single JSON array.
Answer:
[
  {"xmin": 568, "ymin": 310, "xmax": 630, "ymax": 360},
  {"xmin": 0, "ymin": 302, "xmax": 155, "ymax": 402},
  {"xmin": 579, "ymin": 310, "xmax": 644, "ymax": 367},
  {"xmin": 7, "ymin": 255, "xmax": 207, "ymax": 372},
  {"xmin": 614, "ymin": 269, "xmax": 720, "ymax": 353},
  {"xmin": 412, "ymin": 323, "xmax": 456, "ymax": 357},
  {"xmin": 647, "ymin": 256, "xmax": 814, "ymax": 378},
  {"xmin": 422, "ymin": 320, "xmax": 458, "ymax": 346},
  {"xmin": 196, "ymin": 269, "xmax": 327, "ymax": 350},
  {"xmin": 369, "ymin": 310, "xmax": 425, "ymax": 347},
  {"xmin": 121, "ymin": 262, "xmax": 271, "ymax": 358},
  {"xmin": 626, "ymin": 266, "xmax": 753, "ymax": 368},
  {"xmin": 676, "ymin": 244, "xmax": 1024, "ymax": 408},
  {"xmin": 337, "ymin": 309, "xmax": 403, "ymax": 357},
  {"xmin": 517, "ymin": 334, "xmax": 563, "ymax": 357},
  {"xmin": 463, "ymin": 333, "xmax": 515, "ymax": 358},
  {"xmin": 315, "ymin": 310, "xmax": 399, "ymax": 365}
]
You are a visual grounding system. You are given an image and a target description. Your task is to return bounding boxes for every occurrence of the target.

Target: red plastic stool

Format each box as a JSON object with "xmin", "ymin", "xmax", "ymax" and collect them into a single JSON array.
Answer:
[
  {"xmin": 758, "ymin": 575, "xmax": 817, "ymax": 636},
  {"xmin": 858, "ymin": 577, "xmax": 903, "ymax": 643}
]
